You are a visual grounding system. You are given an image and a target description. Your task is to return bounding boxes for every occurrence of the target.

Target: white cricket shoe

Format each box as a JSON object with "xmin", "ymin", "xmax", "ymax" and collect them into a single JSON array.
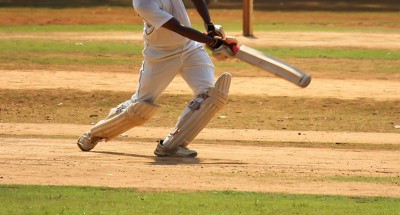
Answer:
[
  {"xmin": 77, "ymin": 132, "xmax": 102, "ymax": 152},
  {"xmin": 154, "ymin": 140, "xmax": 198, "ymax": 158}
]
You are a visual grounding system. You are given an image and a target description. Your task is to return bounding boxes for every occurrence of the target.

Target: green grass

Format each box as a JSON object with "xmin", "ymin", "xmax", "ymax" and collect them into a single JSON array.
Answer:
[
  {"xmin": 258, "ymin": 47, "xmax": 400, "ymax": 60},
  {"xmin": 0, "ymin": 40, "xmax": 142, "ymax": 54},
  {"xmin": 0, "ymin": 185, "xmax": 399, "ymax": 215},
  {"xmin": 2, "ymin": 23, "xmax": 398, "ymax": 33},
  {"xmin": 0, "ymin": 40, "xmax": 144, "ymax": 67},
  {"xmin": 2, "ymin": 22, "xmax": 399, "ymax": 33},
  {"xmin": 0, "ymin": 24, "xmax": 144, "ymax": 32},
  {"xmin": 1, "ymin": 39, "xmax": 399, "ymax": 80},
  {"xmin": 2, "ymin": 40, "xmax": 400, "ymax": 61},
  {"xmin": 2, "ymin": 39, "xmax": 399, "ymax": 79}
]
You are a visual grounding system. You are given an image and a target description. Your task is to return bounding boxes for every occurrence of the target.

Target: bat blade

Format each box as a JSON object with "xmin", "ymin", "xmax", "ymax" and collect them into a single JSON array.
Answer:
[{"xmin": 235, "ymin": 45, "xmax": 311, "ymax": 88}]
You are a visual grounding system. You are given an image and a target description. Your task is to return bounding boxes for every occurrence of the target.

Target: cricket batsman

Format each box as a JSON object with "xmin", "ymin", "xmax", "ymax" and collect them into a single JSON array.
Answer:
[{"xmin": 77, "ymin": 0, "xmax": 236, "ymax": 157}]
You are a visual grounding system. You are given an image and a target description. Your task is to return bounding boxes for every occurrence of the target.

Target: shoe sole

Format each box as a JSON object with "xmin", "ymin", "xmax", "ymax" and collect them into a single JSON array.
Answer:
[
  {"xmin": 154, "ymin": 149, "xmax": 197, "ymax": 158},
  {"xmin": 77, "ymin": 142, "xmax": 92, "ymax": 152}
]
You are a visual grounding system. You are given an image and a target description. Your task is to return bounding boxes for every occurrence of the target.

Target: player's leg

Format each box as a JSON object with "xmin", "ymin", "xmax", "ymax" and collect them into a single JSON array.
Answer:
[
  {"xmin": 77, "ymin": 101, "xmax": 160, "ymax": 151},
  {"xmin": 77, "ymin": 58, "xmax": 181, "ymax": 151},
  {"xmin": 155, "ymin": 48, "xmax": 232, "ymax": 157},
  {"xmin": 180, "ymin": 47, "xmax": 216, "ymax": 96}
]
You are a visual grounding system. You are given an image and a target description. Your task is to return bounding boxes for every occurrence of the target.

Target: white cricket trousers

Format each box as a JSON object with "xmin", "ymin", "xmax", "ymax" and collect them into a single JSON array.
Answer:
[{"xmin": 131, "ymin": 46, "xmax": 215, "ymax": 103}]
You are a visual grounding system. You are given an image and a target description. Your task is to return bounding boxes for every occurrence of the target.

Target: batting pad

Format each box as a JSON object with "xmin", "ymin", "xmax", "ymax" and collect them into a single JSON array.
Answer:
[
  {"xmin": 90, "ymin": 101, "xmax": 159, "ymax": 141},
  {"xmin": 164, "ymin": 72, "xmax": 232, "ymax": 151}
]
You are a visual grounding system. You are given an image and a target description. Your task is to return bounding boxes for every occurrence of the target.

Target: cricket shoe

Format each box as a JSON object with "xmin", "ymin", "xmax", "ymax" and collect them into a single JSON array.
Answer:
[
  {"xmin": 154, "ymin": 140, "xmax": 198, "ymax": 158},
  {"xmin": 77, "ymin": 131, "xmax": 102, "ymax": 152}
]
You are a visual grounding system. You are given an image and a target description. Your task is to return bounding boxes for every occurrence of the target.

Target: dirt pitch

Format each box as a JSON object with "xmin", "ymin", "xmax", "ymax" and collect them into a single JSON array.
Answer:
[{"xmin": 1, "ymin": 8, "xmax": 400, "ymax": 198}]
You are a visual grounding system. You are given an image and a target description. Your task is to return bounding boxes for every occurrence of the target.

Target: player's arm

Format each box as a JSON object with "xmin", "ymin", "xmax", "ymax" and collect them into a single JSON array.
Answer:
[
  {"xmin": 162, "ymin": 17, "xmax": 216, "ymax": 46},
  {"xmin": 162, "ymin": 17, "xmax": 237, "ymax": 56},
  {"xmin": 190, "ymin": 0, "xmax": 221, "ymax": 37},
  {"xmin": 191, "ymin": 0, "xmax": 212, "ymax": 25}
]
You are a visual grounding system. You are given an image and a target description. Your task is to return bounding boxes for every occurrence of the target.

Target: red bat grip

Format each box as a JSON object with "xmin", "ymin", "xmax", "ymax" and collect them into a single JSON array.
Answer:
[{"xmin": 232, "ymin": 45, "xmax": 240, "ymax": 55}]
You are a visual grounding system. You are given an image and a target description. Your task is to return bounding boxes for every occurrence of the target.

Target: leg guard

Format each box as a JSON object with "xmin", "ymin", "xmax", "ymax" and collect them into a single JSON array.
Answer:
[
  {"xmin": 161, "ymin": 72, "xmax": 232, "ymax": 153},
  {"xmin": 90, "ymin": 101, "xmax": 159, "ymax": 141}
]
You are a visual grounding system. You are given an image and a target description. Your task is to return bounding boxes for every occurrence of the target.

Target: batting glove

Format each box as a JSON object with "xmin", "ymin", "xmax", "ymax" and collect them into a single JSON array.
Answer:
[
  {"xmin": 209, "ymin": 37, "xmax": 239, "ymax": 60},
  {"xmin": 205, "ymin": 22, "xmax": 225, "ymax": 39}
]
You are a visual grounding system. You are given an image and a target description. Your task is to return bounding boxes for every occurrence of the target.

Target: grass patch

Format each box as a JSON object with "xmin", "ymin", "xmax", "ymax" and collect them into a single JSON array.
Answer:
[
  {"xmin": 257, "ymin": 47, "xmax": 400, "ymax": 60},
  {"xmin": 290, "ymin": 58, "xmax": 400, "ymax": 79},
  {"xmin": 2, "ymin": 39, "xmax": 400, "ymax": 80},
  {"xmin": 1, "ymin": 89, "xmax": 399, "ymax": 133},
  {"xmin": 1, "ymin": 40, "xmax": 400, "ymax": 79},
  {"xmin": 326, "ymin": 176, "xmax": 400, "ymax": 184},
  {"xmin": 0, "ymin": 185, "xmax": 399, "ymax": 215},
  {"xmin": 0, "ymin": 40, "xmax": 143, "ymax": 68},
  {"xmin": 0, "ymin": 24, "xmax": 143, "ymax": 32},
  {"xmin": 3, "ymin": 23, "xmax": 398, "ymax": 33},
  {"xmin": 0, "ymin": 40, "xmax": 143, "ymax": 54},
  {"xmin": 2, "ymin": 40, "xmax": 399, "ymax": 60}
]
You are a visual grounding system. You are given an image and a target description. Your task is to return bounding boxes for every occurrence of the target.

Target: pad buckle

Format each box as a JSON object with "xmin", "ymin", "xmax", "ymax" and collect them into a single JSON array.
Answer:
[{"xmin": 188, "ymin": 100, "xmax": 201, "ymax": 111}]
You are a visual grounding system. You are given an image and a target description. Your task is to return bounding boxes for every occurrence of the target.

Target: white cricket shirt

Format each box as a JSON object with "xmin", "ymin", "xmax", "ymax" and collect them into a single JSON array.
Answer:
[{"xmin": 133, "ymin": 0, "xmax": 202, "ymax": 61}]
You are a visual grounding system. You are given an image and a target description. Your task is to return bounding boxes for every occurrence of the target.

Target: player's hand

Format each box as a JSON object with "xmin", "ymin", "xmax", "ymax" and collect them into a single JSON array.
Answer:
[
  {"xmin": 208, "ymin": 37, "xmax": 239, "ymax": 60},
  {"xmin": 205, "ymin": 22, "xmax": 225, "ymax": 39},
  {"xmin": 208, "ymin": 36, "xmax": 237, "ymax": 49}
]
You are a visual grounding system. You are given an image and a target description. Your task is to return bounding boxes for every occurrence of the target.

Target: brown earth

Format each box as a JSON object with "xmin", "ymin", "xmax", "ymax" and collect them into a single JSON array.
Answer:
[
  {"xmin": 1, "ymin": 8, "xmax": 400, "ymax": 197},
  {"xmin": 1, "ymin": 70, "xmax": 400, "ymax": 100},
  {"xmin": 1, "ymin": 8, "xmax": 400, "ymax": 29},
  {"xmin": 1, "ymin": 67, "xmax": 400, "ymax": 197},
  {"xmin": 1, "ymin": 135, "xmax": 399, "ymax": 197}
]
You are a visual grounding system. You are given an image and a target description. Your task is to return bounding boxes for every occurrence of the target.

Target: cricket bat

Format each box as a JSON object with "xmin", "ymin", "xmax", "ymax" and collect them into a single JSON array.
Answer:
[
  {"xmin": 211, "ymin": 25, "xmax": 311, "ymax": 88},
  {"xmin": 231, "ymin": 44, "xmax": 312, "ymax": 88}
]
